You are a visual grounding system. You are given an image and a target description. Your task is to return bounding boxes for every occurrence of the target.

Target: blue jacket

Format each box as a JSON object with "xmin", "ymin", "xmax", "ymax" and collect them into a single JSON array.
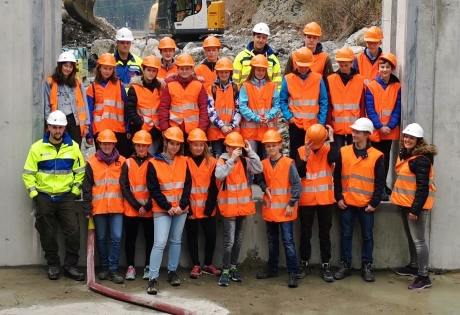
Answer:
[
  {"xmin": 113, "ymin": 51, "xmax": 143, "ymax": 88},
  {"xmin": 239, "ymin": 78, "xmax": 280, "ymax": 123}
]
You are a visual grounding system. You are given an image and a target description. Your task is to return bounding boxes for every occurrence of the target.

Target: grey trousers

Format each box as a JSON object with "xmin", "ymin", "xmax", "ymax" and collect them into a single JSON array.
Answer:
[{"xmin": 222, "ymin": 216, "xmax": 245, "ymax": 270}]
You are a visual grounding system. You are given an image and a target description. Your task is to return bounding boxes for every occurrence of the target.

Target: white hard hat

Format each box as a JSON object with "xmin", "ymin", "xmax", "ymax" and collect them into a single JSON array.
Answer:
[
  {"xmin": 57, "ymin": 51, "xmax": 76, "ymax": 63},
  {"xmin": 350, "ymin": 117, "xmax": 374, "ymax": 133},
  {"xmin": 47, "ymin": 110, "xmax": 68, "ymax": 126},
  {"xmin": 402, "ymin": 123, "xmax": 424, "ymax": 138},
  {"xmin": 252, "ymin": 23, "xmax": 270, "ymax": 36},
  {"xmin": 115, "ymin": 27, "xmax": 134, "ymax": 41}
]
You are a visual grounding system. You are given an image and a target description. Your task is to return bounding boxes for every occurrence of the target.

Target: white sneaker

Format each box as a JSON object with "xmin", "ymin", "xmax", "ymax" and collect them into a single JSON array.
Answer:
[
  {"xmin": 125, "ymin": 265, "xmax": 136, "ymax": 280},
  {"xmin": 143, "ymin": 266, "xmax": 149, "ymax": 280}
]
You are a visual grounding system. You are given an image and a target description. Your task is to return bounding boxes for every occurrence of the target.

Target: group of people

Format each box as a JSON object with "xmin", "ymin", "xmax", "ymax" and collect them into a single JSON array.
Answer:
[{"xmin": 22, "ymin": 22, "xmax": 436, "ymax": 294}]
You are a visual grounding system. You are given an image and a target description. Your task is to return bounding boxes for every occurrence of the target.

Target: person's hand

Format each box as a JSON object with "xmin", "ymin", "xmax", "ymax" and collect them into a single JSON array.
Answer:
[
  {"xmin": 139, "ymin": 206, "xmax": 147, "ymax": 217},
  {"xmin": 260, "ymin": 117, "xmax": 269, "ymax": 125},
  {"xmin": 85, "ymin": 214, "xmax": 91, "ymax": 219},
  {"xmin": 326, "ymin": 124, "xmax": 334, "ymax": 141},
  {"xmin": 383, "ymin": 126, "xmax": 391, "ymax": 135},
  {"xmin": 409, "ymin": 213, "xmax": 418, "ymax": 221},
  {"xmin": 127, "ymin": 133, "xmax": 132, "ymax": 140},
  {"xmin": 188, "ymin": 214, "xmax": 195, "ymax": 219},
  {"xmin": 167, "ymin": 207, "xmax": 176, "ymax": 216},
  {"xmin": 337, "ymin": 199, "xmax": 348, "ymax": 210},
  {"xmin": 243, "ymin": 140, "xmax": 252, "ymax": 153},
  {"xmin": 231, "ymin": 147, "xmax": 242, "ymax": 161},
  {"xmin": 285, "ymin": 205, "xmax": 295, "ymax": 216},
  {"xmin": 175, "ymin": 207, "xmax": 185, "ymax": 215},
  {"xmin": 82, "ymin": 125, "xmax": 90, "ymax": 137},
  {"xmin": 365, "ymin": 204, "xmax": 376, "ymax": 212},
  {"xmin": 86, "ymin": 138, "xmax": 94, "ymax": 146},
  {"xmin": 303, "ymin": 141, "xmax": 313, "ymax": 161},
  {"xmin": 221, "ymin": 126, "xmax": 231, "ymax": 135},
  {"xmin": 265, "ymin": 188, "xmax": 273, "ymax": 201}
]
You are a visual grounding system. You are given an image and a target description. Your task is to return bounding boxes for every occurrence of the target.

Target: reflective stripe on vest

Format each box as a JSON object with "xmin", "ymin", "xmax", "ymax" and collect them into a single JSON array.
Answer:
[
  {"xmin": 123, "ymin": 157, "xmax": 153, "ymax": 217},
  {"xmin": 187, "ymin": 156, "xmax": 217, "ymax": 218},
  {"xmin": 132, "ymin": 84, "xmax": 161, "ymax": 131},
  {"xmin": 168, "ymin": 80, "xmax": 203, "ymax": 133},
  {"xmin": 357, "ymin": 52, "xmax": 380, "ymax": 84}
]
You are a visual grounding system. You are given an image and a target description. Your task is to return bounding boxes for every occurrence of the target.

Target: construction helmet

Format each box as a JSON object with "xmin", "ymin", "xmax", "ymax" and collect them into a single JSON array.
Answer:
[
  {"xmin": 350, "ymin": 117, "xmax": 374, "ymax": 133},
  {"xmin": 262, "ymin": 130, "xmax": 282, "ymax": 143},
  {"xmin": 187, "ymin": 128, "xmax": 208, "ymax": 142},
  {"xmin": 379, "ymin": 53, "xmax": 397, "ymax": 69},
  {"xmin": 115, "ymin": 27, "xmax": 134, "ymax": 41},
  {"xmin": 57, "ymin": 51, "xmax": 76, "ymax": 63},
  {"xmin": 203, "ymin": 36, "xmax": 222, "ymax": 48},
  {"xmin": 250, "ymin": 54, "xmax": 269, "ymax": 68},
  {"xmin": 335, "ymin": 46, "xmax": 355, "ymax": 62},
  {"xmin": 224, "ymin": 132, "xmax": 244, "ymax": 147},
  {"xmin": 47, "ymin": 110, "xmax": 68, "ymax": 126},
  {"xmin": 305, "ymin": 124, "xmax": 327, "ymax": 149},
  {"xmin": 215, "ymin": 57, "xmax": 234, "ymax": 71},
  {"xmin": 252, "ymin": 22, "xmax": 270, "ymax": 36},
  {"xmin": 293, "ymin": 47, "xmax": 314, "ymax": 67},
  {"xmin": 97, "ymin": 53, "xmax": 116, "ymax": 67},
  {"xmin": 363, "ymin": 26, "xmax": 383, "ymax": 42},
  {"xmin": 402, "ymin": 123, "xmax": 424, "ymax": 138},
  {"xmin": 97, "ymin": 129, "xmax": 117, "ymax": 143},
  {"xmin": 303, "ymin": 22, "xmax": 322, "ymax": 37},
  {"xmin": 175, "ymin": 53, "xmax": 195, "ymax": 67},
  {"xmin": 142, "ymin": 55, "xmax": 161, "ymax": 69},
  {"xmin": 164, "ymin": 126, "xmax": 184, "ymax": 143},
  {"xmin": 132, "ymin": 130, "xmax": 153, "ymax": 145},
  {"xmin": 158, "ymin": 37, "xmax": 177, "ymax": 50}
]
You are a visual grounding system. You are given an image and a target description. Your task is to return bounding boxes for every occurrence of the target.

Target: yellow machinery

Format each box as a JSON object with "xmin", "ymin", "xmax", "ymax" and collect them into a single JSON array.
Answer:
[{"xmin": 63, "ymin": 0, "xmax": 98, "ymax": 29}]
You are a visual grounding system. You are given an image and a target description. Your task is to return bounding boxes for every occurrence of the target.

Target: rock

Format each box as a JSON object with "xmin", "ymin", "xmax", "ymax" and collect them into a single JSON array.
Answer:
[
  {"xmin": 90, "ymin": 39, "xmax": 115, "ymax": 56},
  {"xmin": 141, "ymin": 38, "xmax": 160, "ymax": 58},
  {"xmin": 348, "ymin": 45, "xmax": 365, "ymax": 54},
  {"xmin": 183, "ymin": 42, "xmax": 198, "ymax": 52},
  {"xmin": 346, "ymin": 28, "xmax": 368, "ymax": 47},
  {"xmin": 322, "ymin": 41, "xmax": 339, "ymax": 53}
]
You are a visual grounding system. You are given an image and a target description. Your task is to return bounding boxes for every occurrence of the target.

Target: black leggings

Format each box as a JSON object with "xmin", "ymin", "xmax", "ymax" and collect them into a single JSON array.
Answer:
[
  {"xmin": 371, "ymin": 140, "xmax": 392, "ymax": 180},
  {"xmin": 65, "ymin": 114, "xmax": 82, "ymax": 147},
  {"xmin": 124, "ymin": 215, "xmax": 154, "ymax": 267},
  {"xmin": 185, "ymin": 216, "xmax": 217, "ymax": 267}
]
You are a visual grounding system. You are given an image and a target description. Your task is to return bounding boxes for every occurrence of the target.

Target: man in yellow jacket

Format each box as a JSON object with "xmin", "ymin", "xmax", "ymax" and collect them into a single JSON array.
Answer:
[{"xmin": 22, "ymin": 110, "xmax": 86, "ymax": 281}]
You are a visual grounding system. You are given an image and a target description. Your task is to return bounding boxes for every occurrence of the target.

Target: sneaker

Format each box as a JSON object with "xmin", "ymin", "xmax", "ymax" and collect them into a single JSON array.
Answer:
[
  {"xmin": 147, "ymin": 278, "xmax": 159, "ymax": 295},
  {"xmin": 108, "ymin": 269, "xmax": 124, "ymax": 284},
  {"xmin": 167, "ymin": 271, "xmax": 181, "ymax": 286},
  {"xmin": 190, "ymin": 265, "xmax": 202, "ymax": 279},
  {"xmin": 202, "ymin": 264, "xmax": 222, "ymax": 276},
  {"xmin": 256, "ymin": 267, "xmax": 279, "ymax": 279},
  {"xmin": 395, "ymin": 264, "xmax": 418, "ymax": 277},
  {"xmin": 229, "ymin": 267, "xmax": 242, "ymax": 282},
  {"xmin": 320, "ymin": 263, "xmax": 334, "ymax": 282},
  {"xmin": 218, "ymin": 272, "xmax": 230, "ymax": 286},
  {"xmin": 288, "ymin": 273, "xmax": 298, "ymax": 288},
  {"xmin": 408, "ymin": 276, "xmax": 432, "ymax": 290},
  {"xmin": 334, "ymin": 260, "xmax": 351, "ymax": 280},
  {"xmin": 98, "ymin": 266, "xmax": 109, "ymax": 280},
  {"xmin": 361, "ymin": 261, "xmax": 375, "ymax": 282},
  {"xmin": 296, "ymin": 261, "xmax": 311, "ymax": 279},
  {"xmin": 64, "ymin": 266, "xmax": 85, "ymax": 281},
  {"xmin": 143, "ymin": 266, "xmax": 149, "ymax": 280},
  {"xmin": 381, "ymin": 190, "xmax": 390, "ymax": 201},
  {"xmin": 48, "ymin": 265, "xmax": 60, "ymax": 280},
  {"xmin": 125, "ymin": 265, "xmax": 136, "ymax": 280}
]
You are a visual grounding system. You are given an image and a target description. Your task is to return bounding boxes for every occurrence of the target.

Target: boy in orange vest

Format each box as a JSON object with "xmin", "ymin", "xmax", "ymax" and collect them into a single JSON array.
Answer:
[
  {"xmin": 352, "ymin": 26, "xmax": 384, "ymax": 85},
  {"xmin": 157, "ymin": 37, "xmax": 178, "ymax": 80},
  {"xmin": 194, "ymin": 36, "xmax": 221, "ymax": 91},
  {"xmin": 256, "ymin": 130, "xmax": 301, "ymax": 288}
]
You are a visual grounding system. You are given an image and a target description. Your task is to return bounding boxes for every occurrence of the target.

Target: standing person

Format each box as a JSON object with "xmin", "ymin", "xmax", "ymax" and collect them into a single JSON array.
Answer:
[
  {"xmin": 391, "ymin": 123, "xmax": 437, "ymax": 290},
  {"xmin": 366, "ymin": 53, "xmax": 401, "ymax": 201},
  {"xmin": 22, "ymin": 110, "xmax": 85, "ymax": 281},
  {"xmin": 86, "ymin": 53, "xmax": 131, "ymax": 158},
  {"xmin": 83, "ymin": 129, "xmax": 126, "ymax": 284},
  {"xmin": 157, "ymin": 37, "xmax": 178, "ymax": 80},
  {"xmin": 186, "ymin": 129, "xmax": 222, "ymax": 279},
  {"xmin": 146, "ymin": 127, "xmax": 192, "ymax": 295},
  {"xmin": 194, "ymin": 36, "xmax": 221, "ymax": 90},
  {"xmin": 333, "ymin": 118, "xmax": 385, "ymax": 282},
  {"xmin": 353, "ymin": 26, "xmax": 384, "ymax": 85},
  {"xmin": 256, "ymin": 130, "xmax": 301, "ymax": 288},
  {"xmin": 44, "ymin": 51, "xmax": 90, "ymax": 147},
  {"xmin": 207, "ymin": 57, "xmax": 241, "ymax": 159},
  {"xmin": 113, "ymin": 27, "xmax": 143, "ymax": 90},
  {"xmin": 120, "ymin": 130, "xmax": 154, "ymax": 281},
  {"xmin": 233, "ymin": 22, "xmax": 282, "ymax": 91},
  {"xmin": 215, "ymin": 132, "xmax": 263, "ymax": 286},
  {"xmin": 280, "ymin": 47, "xmax": 328, "ymax": 159},
  {"xmin": 295, "ymin": 124, "xmax": 338, "ymax": 282}
]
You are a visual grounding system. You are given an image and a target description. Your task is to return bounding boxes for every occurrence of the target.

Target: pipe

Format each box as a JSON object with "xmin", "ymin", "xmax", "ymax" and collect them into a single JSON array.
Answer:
[{"xmin": 86, "ymin": 218, "xmax": 196, "ymax": 315}]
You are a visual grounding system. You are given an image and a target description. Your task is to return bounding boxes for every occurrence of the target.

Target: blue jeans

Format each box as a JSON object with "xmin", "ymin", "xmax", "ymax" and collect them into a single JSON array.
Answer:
[
  {"xmin": 149, "ymin": 213, "xmax": 187, "ymax": 279},
  {"xmin": 266, "ymin": 221, "xmax": 298, "ymax": 274},
  {"xmin": 340, "ymin": 206, "xmax": 374, "ymax": 262},
  {"xmin": 93, "ymin": 213, "xmax": 123, "ymax": 271},
  {"xmin": 210, "ymin": 139, "xmax": 225, "ymax": 159}
]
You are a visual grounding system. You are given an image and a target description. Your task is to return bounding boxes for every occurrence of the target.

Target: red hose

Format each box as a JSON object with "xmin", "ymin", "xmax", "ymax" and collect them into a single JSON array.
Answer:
[{"xmin": 86, "ymin": 219, "xmax": 196, "ymax": 315}]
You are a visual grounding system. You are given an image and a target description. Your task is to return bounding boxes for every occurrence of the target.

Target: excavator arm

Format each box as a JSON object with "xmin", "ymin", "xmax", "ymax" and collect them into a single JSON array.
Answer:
[{"xmin": 64, "ymin": 0, "xmax": 98, "ymax": 29}]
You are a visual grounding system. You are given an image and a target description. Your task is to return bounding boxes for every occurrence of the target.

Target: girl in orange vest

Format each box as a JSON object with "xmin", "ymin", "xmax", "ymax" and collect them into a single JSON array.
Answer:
[
  {"xmin": 120, "ymin": 130, "xmax": 154, "ymax": 281},
  {"xmin": 145, "ymin": 126, "xmax": 191, "ymax": 295},
  {"xmin": 256, "ymin": 130, "xmax": 301, "ymax": 288},
  {"xmin": 45, "ymin": 51, "xmax": 90, "ymax": 146},
  {"xmin": 391, "ymin": 123, "xmax": 437, "ymax": 290},
  {"xmin": 82, "ymin": 129, "xmax": 126, "ymax": 285},
  {"xmin": 86, "ymin": 53, "xmax": 131, "ymax": 158},
  {"xmin": 185, "ymin": 129, "xmax": 221, "ymax": 279},
  {"xmin": 215, "ymin": 132, "xmax": 263, "ymax": 286},
  {"xmin": 194, "ymin": 36, "xmax": 221, "ymax": 90}
]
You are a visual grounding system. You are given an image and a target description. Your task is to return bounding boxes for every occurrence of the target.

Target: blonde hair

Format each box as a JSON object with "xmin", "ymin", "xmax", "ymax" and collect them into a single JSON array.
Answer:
[
  {"xmin": 245, "ymin": 66, "xmax": 271, "ymax": 83},
  {"xmin": 163, "ymin": 138, "xmax": 184, "ymax": 156},
  {"xmin": 189, "ymin": 142, "xmax": 212, "ymax": 166}
]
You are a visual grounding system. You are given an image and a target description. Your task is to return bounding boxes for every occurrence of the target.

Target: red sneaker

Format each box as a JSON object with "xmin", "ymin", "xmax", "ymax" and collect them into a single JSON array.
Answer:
[
  {"xmin": 202, "ymin": 264, "xmax": 222, "ymax": 276},
  {"xmin": 190, "ymin": 265, "xmax": 202, "ymax": 279}
]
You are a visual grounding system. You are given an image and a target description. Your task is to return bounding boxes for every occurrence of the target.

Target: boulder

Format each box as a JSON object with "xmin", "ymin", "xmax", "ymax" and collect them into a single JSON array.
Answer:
[
  {"xmin": 90, "ymin": 39, "xmax": 115, "ymax": 56},
  {"xmin": 346, "ymin": 28, "xmax": 368, "ymax": 47}
]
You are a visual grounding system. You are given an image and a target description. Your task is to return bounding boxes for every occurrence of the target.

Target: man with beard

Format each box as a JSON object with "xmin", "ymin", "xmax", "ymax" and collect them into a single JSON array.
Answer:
[{"xmin": 22, "ymin": 110, "xmax": 86, "ymax": 281}]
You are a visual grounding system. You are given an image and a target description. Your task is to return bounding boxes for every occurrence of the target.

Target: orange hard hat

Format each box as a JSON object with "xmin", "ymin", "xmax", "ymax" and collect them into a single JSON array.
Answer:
[
  {"xmin": 97, "ymin": 53, "xmax": 116, "ymax": 67},
  {"xmin": 335, "ymin": 46, "xmax": 355, "ymax": 62},
  {"xmin": 364, "ymin": 26, "xmax": 383, "ymax": 42},
  {"xmin": 262, "ymin": 130, "xmax": 282, "ymax": 143},
  {"xmin": 305, "ymin": 124, "xmax": 327, "ymax": 150},
  {"xmin": 142, "ymin": 55, "xmax": 161, "ymax": 69},
  {"xmin": 250, "ymin": 54, "xmax": 269, "ymax": 68},
  {"xmin": 164, "ymin": 126, "xmax": 184, "ymax": 143},
  {"xmin": 132, "ymin": 130, "xmax": 152, "ymax": 145},
  {"xmin": 175, "ymin": 53, "xmax": 195, "ymax": 67},
  {"xmin": 379, "ymin": 53, "xmax": 397, "ymax": 69},
  {"xmin": 97, "ymin": 129, "xmax": 117, "ymax": 143},
  {"xmin": 187, "ymin": 128, "xmax": 208, "ymax": 142},
  {"xmin": 215, "ymin": 57, "xmax": 234, "ymax": 71},
  {"xmin": 293, "ymin": 47, "xmax": 314, "ymax": 67},
  {"xmin": 224, "ymin": 132, "xmax": 244, "ymax": 147},
  {"xmin": 203, "ymin": 36, "xmax": 222, "ymax": 48},
  {"xmin": 158, "ymin": 36, "xmax": 177, "ymax": 50},
  {"xmin": 303, "ymin": 22, "xmax": 322, "ymax": 37}
]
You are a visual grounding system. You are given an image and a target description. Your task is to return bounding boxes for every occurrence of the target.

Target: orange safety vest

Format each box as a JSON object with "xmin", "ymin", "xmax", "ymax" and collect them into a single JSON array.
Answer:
[
  {"xmin": 240, "ymin": 81, "xmax": 278, "ymax": 141},
  {"xmin": 391, "ymin": 156, "xmax": 435, "ymax": 210},
  {"xmin": 216, "ymin": 157, "xmax": 255, "ymax": 217},
  {"xmin": 298, "ymin": 145, "xmax": 334, "ymax": 206},
  {"xmin": 367, "ymin": 80, "xmax": 401, "ymax": 142},
  {"xmin": 340, "ymin": 145, "xmax": 383, "ymax": 207},
  {"xmin": 292, "ymin": 51, "xmax": 328, "ymax": 76},
  {"xmin": 158, "ymin": 64, "xmax": 178, "ymax": 80},
  {"xmin": 87, "ymin": 155, "xmax": 126, "ymax": 215},
  {"xmin": 194, "ymin": 64, "xmax": 217, "ymax": 91},
  {"xmin": 206, "ymin": 83, "xmax": 238, "ymax": 141},
  {"xmin": 47, "ymin": 77, "xmax": 87, "ymax": 135},
  {"xmin": 285, "ymin": 72, "xmax": 321, "ymax": 130},
  {"xmin": 150, "ymin": 155, "xmax": 188, "ymax": 212},
  {"xmin": 132, "ymin": 84, "xmax": 161, "ymax": 131},
  {"xmin": 357, "ymin": 52, "xmax": 379, "ymax": 85},
  {"xmin": 123, "ymin": 157, "xmax": 153, "ymax": 218},
  {"xmin": 261, "ymin": 156, "xmax": 298, "ymax": 222},
  {"xmin": 168, "ymin": 80, "xmax": 203, "ymax": 134},
  {"xmin": 187, "ymin": 156, "xmax": 217, "ymax": 218},
  {"xmin": 327, "ymin": 73, "xmax": 365, "ymax": 135}
]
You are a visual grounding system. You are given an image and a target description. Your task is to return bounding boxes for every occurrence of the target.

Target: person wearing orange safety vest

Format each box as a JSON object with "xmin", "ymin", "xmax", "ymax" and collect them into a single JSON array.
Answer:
[
  {"xmin": 125, "ymin": 55, "xmax": 165, "ymax": 155},
  {"xmin": 83, "ymin": 129, "xmax": 126, "ymax": 285},
  {"xmin": 194, "ymin": 36, "xmax": 221, "ymax": 91},
  {"xmin": 215, "ymin": 132, "xmax": 263, "ymax": 287},
  {"xmin": 146, "ymin": 127, "xmax": 192, "ymax": 295},
  {"xmin": 352, "ymin": 26, "xmax": 384, "ymax": 85},
  {"xmin": 256, "ymin": 130, "xmax": 301, "ymax": 288},
  {"xmin": 45, "ymin": 51, "xmax": 90, "ymax": 146},
  {"xmin": 120, "ymin": 130, "xmax": 154, "ymax": 281},
  {"xmin": 185, "ymin": 129, "xmax": 221, "ymax": 279},
  {"xmin": 86, "ymin": 53, "xmax": 131, "ymax": 158},
  {"xmin": 157, "ymin": 37, "xmax": 178, "ymax": 79},
  {"xmin": 295, "ymin": 124, "xmax": 338, "ymax": 282},
  {"xmin": 332, "ymin": 118, "xmax": 385, "ymax": 283},
  {"xmin": 391, "ymin": 123, "xmax": 437, "ymax": 290}
]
